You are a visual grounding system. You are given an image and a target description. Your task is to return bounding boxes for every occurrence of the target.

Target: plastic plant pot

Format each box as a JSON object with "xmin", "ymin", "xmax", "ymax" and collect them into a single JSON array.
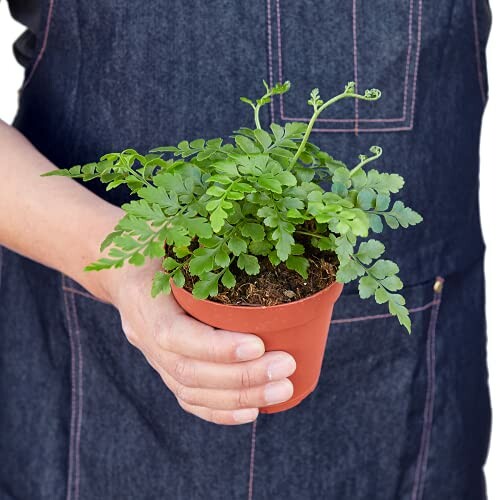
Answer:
[{"xmin": 171, "ymin": 281, "xmax": 343, "ymax": 414}]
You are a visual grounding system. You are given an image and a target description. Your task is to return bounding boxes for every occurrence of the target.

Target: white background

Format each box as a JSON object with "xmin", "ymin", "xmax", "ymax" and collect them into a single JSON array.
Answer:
[{"xmin": 0, "ymin": 2, "xmax": 498, "ymax": 496}]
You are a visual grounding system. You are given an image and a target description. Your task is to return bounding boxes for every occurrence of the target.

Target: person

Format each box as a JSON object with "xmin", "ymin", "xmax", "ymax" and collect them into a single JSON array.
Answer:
[{"xmin": 0, "ymin": 1, "xmax": 492, "ymax": 499}]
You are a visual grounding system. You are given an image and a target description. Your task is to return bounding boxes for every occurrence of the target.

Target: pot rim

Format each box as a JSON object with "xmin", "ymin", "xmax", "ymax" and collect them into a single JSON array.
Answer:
[{"xmin": 170, "ymin": 279, "xmax": 343, "ymax": 312}]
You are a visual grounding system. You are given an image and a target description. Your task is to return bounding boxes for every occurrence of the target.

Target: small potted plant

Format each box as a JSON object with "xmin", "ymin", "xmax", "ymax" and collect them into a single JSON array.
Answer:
[{"xmin": 44, "ymin": 81, "xmax": 422, "ymax": 413}]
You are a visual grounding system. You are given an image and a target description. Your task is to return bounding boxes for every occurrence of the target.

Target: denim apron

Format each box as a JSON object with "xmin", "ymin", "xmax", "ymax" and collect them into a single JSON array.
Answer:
[{"xmin": 0, "ymin": 1, "xmax": 492, "ymax": 499}]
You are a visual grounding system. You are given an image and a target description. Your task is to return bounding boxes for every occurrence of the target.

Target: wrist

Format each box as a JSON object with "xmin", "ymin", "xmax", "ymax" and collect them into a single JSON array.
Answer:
[{"xmin": 70, "ymin": 205, "xmax": 124, "ymax": 303}]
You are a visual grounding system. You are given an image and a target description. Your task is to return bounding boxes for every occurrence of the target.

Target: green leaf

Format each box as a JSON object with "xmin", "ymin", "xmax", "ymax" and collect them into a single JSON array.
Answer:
[
  {"xmin": 192, "ymin": 273, "xmax": 220, "ymax": 299},
  {"xmin": 270, "ymin": 123, "xmax": 285, "ymax": 141},
  {"xmin": 99, "ymin": 230, "xmax": 123, "ymax": 252},
  {"xmin": 214, "ymin": 160, "xmax": 239, "ymax": 177},
  {"xmin": 221, "ymin": 269, "xmax": 236, "ymax": 288},
  {"xmin": 210, "ymin": 206, "xmax": 228, "ymax": 232},
  {"xmin": 151, "ymin": 271, "xmax": 171, "ymax": 297},
  {"xmin": 178, "ymin": 216, "xmax": 213, "ymax": 239},
  {"xmin": 228, "ymin": 236, "xmax": 247, "ymax": 255},
  {"xmin": 336, "ymin": 259, "xmax": 365, "ymax": 283},
  {"xmin": 240, "ymin": 97, "xmax": 255, "ymax": 106},
  {"xmin": 215, "ymin": 249, "xmax": 230, "ymax": 267},
  {"xmin": 232, "ymin": 182, "xmax": 255, "ymax": 193},
  {"xmin": 357, "ymin": 188, "xmax": 376, "ymax": 210},
  {"xmin": 270, "ymin": 147, "xmax": 294, "ymax": 159},
  {"xmin": 368, "ymin": 213, "xmax": 384, "ymax": 233},
  {"xmin": 276, "ymin": 171, "xmax": 297, "ymax": 187},
  {"xmin": 172, "ymin": 269, "xmax": 186, "ymax": 288},
  {"xmin": 235, "ymin": 135, "xmax": 260, "ymax": 154},
  {"xmin": 241, "ymin": 222, "xmax": 265, "ymax": 242},
  {"xmin": 163, "ymin": 257, "xmax": 180, "ymax": 271},
  {"xmin": 286, "ymin": 256, "xmax": 309, "ymax": 279},
  {"xmin": 257, "ymin": 206, "xmax": 279, "ymax": 227},
  {"xmin": 380, "ymin": 275, "xmax": 403, "ymax": 291},
  {"xmin": 388, "ymin": 297, "xmax": 411, "ymax": 333},
  {"xmin": 248, "ymin": 240, "xmax": 273, "ymax": 255},
  {"xmin": 356, "ymin": 239, "xmax": 385, "ymax": 265},
  {"xmin": 386, "ymin": 201, "xmax": 423, "ymax": 228},
  {"xmin": 369, "ymin": 259, "xmax": 399, "ymax": 279},
  {"xmin": 127, "ymin": 253, "xmax": 144, "ymax": 266},
  {"xmin": 258, "ymin": 175, "xmax": 282, "ymax": 194},
  {"xmin": 375, "ymin": 287, "xmax": 390, "ymax": 304},
  {"xmin": 137, "ymin": 186, "xmax": 179, "ymax": 210},
  {"xmin": 268, "ymin": 251, "xmax": 281, "ymax": 266},
  {"xmin": 318, "ymin": 235, "xmax": 337, "ymax": 251},
  {"xmin": 294, "ymin": 167, "xmax": 315, "ymax": 183},
  {"xmin": 237, "ymin": 254, "xmax": 260, "ymax": 275},
  {"xmin": 144, "ymin": 240, "xmax": 165, "ymax": 259},
  {"xmin": 254, "ymin": 129, "xmax": 272, "ymax": 150},
  {"xmin": 206, "ymin": 185, "xmax": 226, "ymax": 197},
  {"xmin": 358, "ymin": 276, "xmax": 379, "ymax": 299},
  {"xmin": 272, "ymin": 221, "xmax": 295, "ymax": 261},
  {"xmin": 189, "ymin": 251, "xmax": 215, "ymax": 276},
  {"xmin": 375, "ymin": 193, "xmax": 391, "ymax": 211}
]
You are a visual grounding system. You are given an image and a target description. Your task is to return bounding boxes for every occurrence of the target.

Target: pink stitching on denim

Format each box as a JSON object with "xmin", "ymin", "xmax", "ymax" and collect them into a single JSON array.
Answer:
[
  {"xmin": 266, "ymin": 0, "xmax": 275, "ymax": 122},
  {"xmin": 311, "ymin": 125, "xmax": 413, "ymax": 133},
  {"xmin": 274, "ymin": 0, "xmax": 422, "ymax": 131},
  {"xmin": 472, "ymin": 0, "xmax": 487, "ymax": 104},
  {"xmin": 276, "ymin": 0, "xmax": 285, "ymax": 121},
  {"xmin": 276, "ymin": 0, "xmax": 414, "ymax": 123},
  {"xmin": 22, "ymin": 0, "xmax": 55, "ymax": 90},
  {"xmin": 411, "ymin": 277, "xmax": 444, "ymax": 500},
  {"xmin": 409, "ymin": 0, "xmax": 423, "ymax": 130},
  {"xmin": 62, "ymin": 275, "xmax": 77, "ymax": 500},
  {"xmin": 402, "ymin": 0, "xmax": 415, "ymax": 120},
  {"xmin": 353, "ymin": 0, "xmax": 359, "ymax": 136},
  {"xmin": 69, "ymin": 292, "xmax": 83, "ymax": 500},
  {"xmin": 331, "ymin": 298, "xmax": 438, "ymax": 324},
  {"xmin": 62, "ymin": 286, "xmax": 107, "ymax": 304},
  {"xmin": 247, "ymin": 418, "xmax": 258, "ymax": 500}
]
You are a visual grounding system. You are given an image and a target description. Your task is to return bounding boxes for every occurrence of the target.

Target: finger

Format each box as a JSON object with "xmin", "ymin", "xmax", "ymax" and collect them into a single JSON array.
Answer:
[
  {"xmin": 163, "ymin": 350, "xmax": 296, "ymax": 389},
  {"xmin": 155, "ymin": 311, "xmax": 265, "ymax": 363},
  {"xmin": 160, "ymin": 367, "xmax": 294, "ymax": 410},
  {"xmin": 176, "ymin": 398, "xmax": 259, "ymax": 426}
]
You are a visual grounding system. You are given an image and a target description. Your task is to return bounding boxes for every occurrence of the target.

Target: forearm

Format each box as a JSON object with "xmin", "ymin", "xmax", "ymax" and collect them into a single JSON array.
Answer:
[{"xmin": 0, "ymin": 119, "xmax": 123, "ymax": 301}]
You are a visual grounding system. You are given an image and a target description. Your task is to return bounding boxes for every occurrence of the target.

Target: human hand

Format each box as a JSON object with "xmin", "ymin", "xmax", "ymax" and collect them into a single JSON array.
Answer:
[{"xmin": 99, "ymin": 259, "xmax": 296, "ymax": 425}]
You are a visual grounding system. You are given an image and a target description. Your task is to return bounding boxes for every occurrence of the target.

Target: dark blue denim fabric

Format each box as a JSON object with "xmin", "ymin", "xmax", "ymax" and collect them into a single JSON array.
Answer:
[{"xmin": 0, "ymin": 1, "xmax": 492, "ymax": 499}]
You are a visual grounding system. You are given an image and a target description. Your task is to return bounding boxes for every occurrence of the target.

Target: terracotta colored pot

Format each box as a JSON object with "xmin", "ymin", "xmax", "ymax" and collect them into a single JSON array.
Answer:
[{"xmin": 171, "ymin": 281, "xmax": 343, "ymax": 414}]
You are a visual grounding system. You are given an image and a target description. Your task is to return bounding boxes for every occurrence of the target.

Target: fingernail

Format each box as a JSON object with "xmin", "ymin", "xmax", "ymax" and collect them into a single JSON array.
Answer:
[
  {"xmin": 267, "ymin": 356, "xmax": 296, "ymax": 381},
  {"xmin": 233, "ymin": 408, "xmax": 259, "ymax": 423},
  {"xmin": 236, "ymin": 342, "xmax": 263, "ymax": 361},
  {"xmin": 264, "ymin": 381, "xmax": 293, "ymax": 405}
]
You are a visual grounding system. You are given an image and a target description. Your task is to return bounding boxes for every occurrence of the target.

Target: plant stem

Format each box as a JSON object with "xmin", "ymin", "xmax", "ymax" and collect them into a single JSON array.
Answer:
[
  {"xmin": 295, "ymin": 230, "xmax": 323, "ymax": 239},
  {"xmin": 288, "ymin": 90, "xmax": 380, "ymax": 170},
  {"xmin": 349, "ymin": 147, "xmax": 382, "ymax": 177},
  {"xmin": 254, "ymin": 105, "xmax": 262, "ymax": 129}
]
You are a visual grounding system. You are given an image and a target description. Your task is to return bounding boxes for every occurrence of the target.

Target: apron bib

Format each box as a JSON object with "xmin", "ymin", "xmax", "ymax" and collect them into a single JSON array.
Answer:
[{"xmin": 1, "ymin": 1, "xmax": 492, "ymax": 498}]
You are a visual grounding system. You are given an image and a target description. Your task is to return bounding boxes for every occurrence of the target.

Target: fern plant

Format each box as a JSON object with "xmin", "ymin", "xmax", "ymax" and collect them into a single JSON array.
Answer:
[{"xmin": 44, "ymin": 81, "xmax": 422, "ymax": 332}]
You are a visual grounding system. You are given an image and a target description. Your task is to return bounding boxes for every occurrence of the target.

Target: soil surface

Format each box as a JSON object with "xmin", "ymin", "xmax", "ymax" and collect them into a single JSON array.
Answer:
[{"xmin": 168, "ymin": 237, "xmax": 338, "ymax": 306}]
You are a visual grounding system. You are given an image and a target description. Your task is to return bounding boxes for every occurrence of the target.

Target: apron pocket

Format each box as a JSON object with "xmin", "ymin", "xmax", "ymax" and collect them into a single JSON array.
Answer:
[
  {"xmin": 250, "ymin": 276, "xmax": 443, "ymax": 500},
  {"xmin": 267, "ymin": 0, "xmax": 422, "ymax": 132}
]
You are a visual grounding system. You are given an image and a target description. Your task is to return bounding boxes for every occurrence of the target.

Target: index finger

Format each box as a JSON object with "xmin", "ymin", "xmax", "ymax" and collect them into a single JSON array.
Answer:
[{"xmin": 156, "ymin": 311, "xmax": 266, "ymax": 363}]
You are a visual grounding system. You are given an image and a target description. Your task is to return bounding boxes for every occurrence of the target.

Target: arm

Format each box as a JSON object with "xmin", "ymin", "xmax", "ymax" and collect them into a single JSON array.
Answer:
[{"xmin": 0, "ymin": 120, "xmax": 296, "ymax": 424}]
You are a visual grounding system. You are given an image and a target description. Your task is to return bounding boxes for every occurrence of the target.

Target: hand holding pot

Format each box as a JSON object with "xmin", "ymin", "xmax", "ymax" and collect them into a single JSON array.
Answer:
[{"xmin": 103, "ymin": 259, "xmax": 297, "ymax": 425}]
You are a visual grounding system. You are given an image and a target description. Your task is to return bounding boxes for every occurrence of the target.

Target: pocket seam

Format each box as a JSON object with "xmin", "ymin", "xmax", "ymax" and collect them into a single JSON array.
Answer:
[
  {"xmin": 268, "ymin": 0, "xmax": 423, "ymax": 133},
  {"xmin": 61, "ymin": 274, "xmax": 84, "ymax": 500},
  {"xmin": 21, "ymin": 0, "xmax": 56, "ymax": 91},
  {"xmin": 410, "ymin": 276, "xmax": 445, "ymax": 500},
  {"xmin": 247, "ymin": 418, "xmax": 258, "ymax": 500}
]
